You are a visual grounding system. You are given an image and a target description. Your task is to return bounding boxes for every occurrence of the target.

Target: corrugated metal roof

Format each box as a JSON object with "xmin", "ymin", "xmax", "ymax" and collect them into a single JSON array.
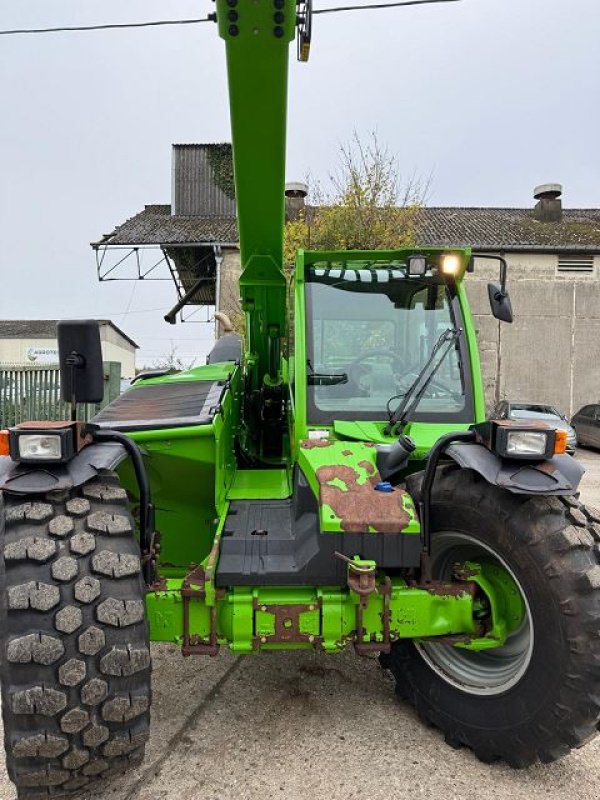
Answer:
[{"xmin": 172, "ymin": 144, "xmax": 236, "ymax": 217}]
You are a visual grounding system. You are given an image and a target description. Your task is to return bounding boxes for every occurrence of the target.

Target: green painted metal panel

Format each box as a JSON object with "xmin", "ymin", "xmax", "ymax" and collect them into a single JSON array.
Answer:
[
  {"xmin": 297, "ymin": 439, "xmax": 420, "ymax": 534},
  {"xmin": 132, "ymin": 362, "xmax": 235, "ymax": 387},
  {"xmin": 145, "ymin": 580, "xmax": 479, "ymax": 652},
  {"xmin": 117, "ymin": 369, "xmax": 241, "ymax": 570},
  {"xmin": 457, "ymin": 280, "xmax": 487, "ymax": 422},
  {"xmin": 227, "ymin": 469, "xmax": 291, "ymax": 500},
  {"xmin": 216, "ymin": 0, "xmax": 296, "ymax": 391}
]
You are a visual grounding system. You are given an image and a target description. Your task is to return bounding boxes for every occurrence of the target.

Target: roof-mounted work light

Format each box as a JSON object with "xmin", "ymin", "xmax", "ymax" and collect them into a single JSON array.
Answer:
[
  {"xmin": 407, "ymin": 254, "xmax": 427, "ymax": 276},
  {"xmin": 440, "ymin": 253, "xmax": 461, "ymax": 276}
]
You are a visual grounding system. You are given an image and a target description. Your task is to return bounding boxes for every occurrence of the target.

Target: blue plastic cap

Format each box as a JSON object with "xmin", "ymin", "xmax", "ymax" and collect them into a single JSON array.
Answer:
[{"xmin": 374, "ymin": 481, "xmax": 394, "ymax": 493}]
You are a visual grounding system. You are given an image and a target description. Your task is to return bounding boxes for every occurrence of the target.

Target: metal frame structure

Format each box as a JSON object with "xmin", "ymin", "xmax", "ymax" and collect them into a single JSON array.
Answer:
[{"xmin": 92, "ymin": 242, "xmax": 232, "ymax": 323}]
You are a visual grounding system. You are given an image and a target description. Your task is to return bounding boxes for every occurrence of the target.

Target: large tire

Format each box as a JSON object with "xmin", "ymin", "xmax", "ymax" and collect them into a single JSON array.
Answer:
[
  {"xmin": 383, "ymin": 466, "xmax": 600, "ymax": 767},
  {"xmin": 0, "ymin": 470, "xmax": 151, "ymax": 798}
]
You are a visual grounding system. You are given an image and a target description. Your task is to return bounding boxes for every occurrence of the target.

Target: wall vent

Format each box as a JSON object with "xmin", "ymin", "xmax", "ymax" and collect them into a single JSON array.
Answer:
[{"xmin": 557, "ymin": 254, "xmax": 595, "ymax": 274}]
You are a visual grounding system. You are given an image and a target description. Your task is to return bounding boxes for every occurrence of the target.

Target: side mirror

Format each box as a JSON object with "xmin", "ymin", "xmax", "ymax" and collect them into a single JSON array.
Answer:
[
  {"xmin": 488, "ymin": 282, "xmax": 513, "ymax": 323},
  {"xmin": 58, "ymin": 320, "xmax": 104, "ymax": 406},
  {"xmin": 472, "ymin": 253, "xmax": 514, "ymax": 323}
]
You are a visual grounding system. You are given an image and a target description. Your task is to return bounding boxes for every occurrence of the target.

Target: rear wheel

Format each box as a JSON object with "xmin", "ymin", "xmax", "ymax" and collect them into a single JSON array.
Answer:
[
  {"xmin": 1, "ymin": 470, "xmax": 151, "ymax": 797},
  {"xmin": 384, "ymin": 467, "xmax": 600, "ymax": 767}
]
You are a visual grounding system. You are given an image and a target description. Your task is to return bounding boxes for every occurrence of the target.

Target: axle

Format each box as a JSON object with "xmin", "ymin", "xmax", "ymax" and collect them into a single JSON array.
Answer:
[{"xmin": 145, "ymin": 560, "xmax": 523, "ymax": 655}]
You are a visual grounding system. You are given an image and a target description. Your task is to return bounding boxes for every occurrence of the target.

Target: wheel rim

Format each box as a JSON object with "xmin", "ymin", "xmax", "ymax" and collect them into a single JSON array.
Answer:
[{"xmin": 415, "ymin": 531, "xmax": 534, "ymax": 696}]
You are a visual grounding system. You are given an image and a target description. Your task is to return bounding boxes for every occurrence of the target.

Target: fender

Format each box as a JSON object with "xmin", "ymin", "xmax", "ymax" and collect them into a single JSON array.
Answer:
[
  {"xmin": 0, "ymin": 442, "xmax": 128, "ymax": 496},
  {"xmin": 445, "ymin": 442, "xmax": 584, "ymax": 496}
]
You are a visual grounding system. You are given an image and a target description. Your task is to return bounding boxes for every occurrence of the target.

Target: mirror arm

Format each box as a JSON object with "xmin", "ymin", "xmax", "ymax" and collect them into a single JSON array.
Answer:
[
  {"xmin": 65, "ymin": 351, "xmax": 86, "ymax": 422},
  {"xmin": 472, "ymin": 252, "xmax": 509, "ymax": 296}
]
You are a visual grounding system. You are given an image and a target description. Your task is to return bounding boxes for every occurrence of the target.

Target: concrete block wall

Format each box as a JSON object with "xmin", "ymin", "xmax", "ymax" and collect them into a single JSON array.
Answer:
[
  {"xmin": 216, "ymin": 249, "xmax": 242, "ymax": 335},
  {"xmin": 468, "ymin": 253, "xmax": 600, "ymax": 417}
]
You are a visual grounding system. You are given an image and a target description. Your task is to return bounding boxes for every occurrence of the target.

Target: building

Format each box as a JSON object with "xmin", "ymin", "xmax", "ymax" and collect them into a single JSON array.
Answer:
[
  {"xmin": 92, "ymin": 144, "xmax": 239, "ymax": 332},
  {"xmin": 95, "ymin": 144, "xmax": 600, "ymax": 416},
  {"xmin": 0, "ymin": 320, "xmax": 139, "ymax": 379},
  {"xmin": 417, "ymin": 188, "xmax": 600, "ymax": 415}
]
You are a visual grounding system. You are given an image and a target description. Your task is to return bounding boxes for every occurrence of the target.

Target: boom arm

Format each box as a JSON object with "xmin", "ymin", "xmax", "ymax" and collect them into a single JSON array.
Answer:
[{"xmin": 216, "ymin": 0, "xmax": 296, "ymax": 400}]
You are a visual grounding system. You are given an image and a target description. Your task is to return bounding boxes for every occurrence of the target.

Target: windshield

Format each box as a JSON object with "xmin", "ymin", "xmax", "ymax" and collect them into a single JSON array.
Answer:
[{"xmin": 305, "ymin": 266, "xmax": 473, "ymax": 424}]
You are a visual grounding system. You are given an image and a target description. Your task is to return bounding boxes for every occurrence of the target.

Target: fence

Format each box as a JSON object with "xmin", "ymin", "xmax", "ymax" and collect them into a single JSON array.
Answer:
[{"xmin": 0, "ymin": 362, "xmax": 121, "ymax": 428}]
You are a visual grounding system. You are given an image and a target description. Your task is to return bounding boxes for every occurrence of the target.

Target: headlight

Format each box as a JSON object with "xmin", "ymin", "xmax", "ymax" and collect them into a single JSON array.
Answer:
[
  {"xmin": 18, "ymin": 435, "xmax": 62, "ymax": 461},
  {"xmin": 9, "ymin": 426, "xmax": 76, "ymax": 463},
  {"xmin": 471, "ymin": 420, "xmax": 557, "ymax": 461},
  {"xmin": 505, "ymin": 430, "xmax": 548, "ymax": 457}
]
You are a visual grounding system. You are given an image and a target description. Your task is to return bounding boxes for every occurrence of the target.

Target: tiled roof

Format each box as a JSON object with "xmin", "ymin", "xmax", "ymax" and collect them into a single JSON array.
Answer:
[
  {"xmin": 415, "ymin": 207, "xmax": 600, "ymax": 252},
  {"xmin": 0, "ymin": 320, "xmax": 138, "ymax": 349},
  {"xmin": 95, "ymin": 204, "xmax": 600, "ymax": 252},
  {"xmin": 95, "ymin": 205, "xmax": 238, "ymax": 246}
]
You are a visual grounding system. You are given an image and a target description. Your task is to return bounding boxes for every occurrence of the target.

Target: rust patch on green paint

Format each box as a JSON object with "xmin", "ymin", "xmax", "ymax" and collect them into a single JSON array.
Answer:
[
  {"xmin": 358, "ymin": 460, "xmax": 375, "ymax": 475},
  {"xmin": 341, "ymin": 449, "xmax": 353, "ymax": 457},
  {"xmin": 300, "ymin": 439, "xmax": 333, "ymax": 449},
  {"xmin": 316, "ymin": 465, "xmax": 410, "ymax": 533}
]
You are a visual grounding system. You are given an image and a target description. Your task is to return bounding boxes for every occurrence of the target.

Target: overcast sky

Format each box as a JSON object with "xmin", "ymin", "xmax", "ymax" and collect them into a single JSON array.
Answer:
[{"xmin": 1, "ymin": 0, "xmax": 598, "ymax": 366}]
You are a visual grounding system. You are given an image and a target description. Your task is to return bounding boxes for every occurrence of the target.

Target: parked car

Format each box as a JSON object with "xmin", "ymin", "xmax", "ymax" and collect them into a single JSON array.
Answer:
[
  {"xmin": 493, "ymin": 400, "xmax": 578, "ymax": 454},
  {"xmin": 571, "ymin": 404, "xmax": 600, "ymax": 450}
]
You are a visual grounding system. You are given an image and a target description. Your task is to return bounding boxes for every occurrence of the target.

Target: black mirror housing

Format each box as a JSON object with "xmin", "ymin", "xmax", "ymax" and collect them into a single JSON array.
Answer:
[
  {"xmin": 58, "ymin": 320, "xmax": 104, "ymax": 404},
  {"xmin": 488, "ymin": 283, "xmax": 513, "ymax": 323}
]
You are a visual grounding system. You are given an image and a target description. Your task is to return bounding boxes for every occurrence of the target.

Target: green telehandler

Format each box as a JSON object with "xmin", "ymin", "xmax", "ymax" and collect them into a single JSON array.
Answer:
[{"xmin": 1, "ymin": 2, "xmax": 599, "ymax": 795}]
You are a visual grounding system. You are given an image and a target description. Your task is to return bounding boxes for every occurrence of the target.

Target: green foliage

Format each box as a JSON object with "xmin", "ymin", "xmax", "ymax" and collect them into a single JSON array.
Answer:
[
  {"xmin": 206, "ymin": 143, "xmax": 236, "ymax": 199},
  {"xmin": 284, "ymin": 133, "xmax": 426, "ymax": 267}
]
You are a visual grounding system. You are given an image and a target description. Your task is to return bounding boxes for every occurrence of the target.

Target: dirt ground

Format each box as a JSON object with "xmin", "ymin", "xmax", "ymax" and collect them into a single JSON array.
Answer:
[{"xmin": 1, "ymin": 449, "xmax": 600, "ymax": 800}]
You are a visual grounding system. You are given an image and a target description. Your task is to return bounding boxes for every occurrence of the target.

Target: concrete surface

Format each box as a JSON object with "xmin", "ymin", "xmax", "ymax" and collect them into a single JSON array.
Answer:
[{"xmin": 2, "ymin": 449, "xmax": 600, "ymax": 800}]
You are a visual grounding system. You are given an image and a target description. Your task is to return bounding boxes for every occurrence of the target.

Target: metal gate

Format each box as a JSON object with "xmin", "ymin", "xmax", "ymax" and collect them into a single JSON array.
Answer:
[{"xmin": 0, "ymin": 362, "xmax": 121, "ymax": 428}]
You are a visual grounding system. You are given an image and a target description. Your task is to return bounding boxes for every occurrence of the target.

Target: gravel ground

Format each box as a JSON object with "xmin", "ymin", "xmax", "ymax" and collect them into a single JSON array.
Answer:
[{"xmin": 2, "ymin": 448, "xmax": 600, "ymax": 800}]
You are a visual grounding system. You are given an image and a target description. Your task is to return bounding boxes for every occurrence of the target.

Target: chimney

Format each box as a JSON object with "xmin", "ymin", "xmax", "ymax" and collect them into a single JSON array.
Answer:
[
  {"xmin": 533, "ymin": 183, "xmax": 563, "ymax": 223},
  {"xmin": 285, "ymin": 181, "xmax": 308, "ymax": 222}
]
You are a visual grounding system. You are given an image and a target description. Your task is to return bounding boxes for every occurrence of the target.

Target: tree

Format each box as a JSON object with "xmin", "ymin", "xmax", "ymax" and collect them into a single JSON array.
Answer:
[
  {"xmin": 284, "ymin": 132, "xmax": 427, "ymax": 266},
  {"xmin": 137, "ymin": 344, "xmax": 196, "ymax": 374},
  {"xmin": 219, "ymin": 134, "xmax": 429, "ymax": 336}
]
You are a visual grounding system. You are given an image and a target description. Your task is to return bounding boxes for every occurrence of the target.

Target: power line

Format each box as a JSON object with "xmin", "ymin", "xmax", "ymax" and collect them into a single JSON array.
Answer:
[
  {"xmin": 314, "ymin": 0, "xmax": 461, "ymax": 14},
  {"xmin": 0, "ymin": 0, "xmax": 461, "ymax": 36},
  {"xmin": 0, "ymin": 17, "xmax": 214, "ymax": 36}
]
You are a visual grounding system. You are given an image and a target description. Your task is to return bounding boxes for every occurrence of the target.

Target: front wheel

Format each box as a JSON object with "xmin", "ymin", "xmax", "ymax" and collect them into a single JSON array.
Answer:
[
  {"xmin": 1, "ymin": 470, "xmax": 151, "ymax": 797},
  {"xmin": 383, "ymin": 467, "xmax": 600, "ymax": 767}
]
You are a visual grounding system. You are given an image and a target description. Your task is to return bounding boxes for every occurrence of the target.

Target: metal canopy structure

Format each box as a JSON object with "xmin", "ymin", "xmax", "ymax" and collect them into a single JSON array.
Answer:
[
  {"xmin": 91, "ymin": 145, "xmax": 239, "ymax": 324},
  {"xmin": 92, "ymin": 240, "xmax": 221, "ymax": 324}
]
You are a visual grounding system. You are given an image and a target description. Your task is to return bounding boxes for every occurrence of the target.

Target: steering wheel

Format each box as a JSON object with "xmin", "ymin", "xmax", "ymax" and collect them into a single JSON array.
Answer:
[
  {"xmin": 395, "ymin": 361, "xmax": 459, "ymax": 400},
  {"xmin": 346, "ymin": 348, "xmax": 407, "ymax": 388}
]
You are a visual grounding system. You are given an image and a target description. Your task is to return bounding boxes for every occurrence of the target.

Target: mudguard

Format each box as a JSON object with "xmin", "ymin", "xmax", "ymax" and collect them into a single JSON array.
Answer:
[
  {"xmin": 0, "ymin": 442, "xmax": 128, "ymax": 496},
  {"xmin": 445, "ymin": 442, "xmax": 584, "ymax": 496}
]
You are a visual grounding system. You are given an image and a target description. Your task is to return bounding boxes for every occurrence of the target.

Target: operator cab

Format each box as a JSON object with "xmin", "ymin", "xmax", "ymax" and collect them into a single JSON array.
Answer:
[{"xmin": 304, "ymin": 260, "xmax": 474, "ymax": 428}]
